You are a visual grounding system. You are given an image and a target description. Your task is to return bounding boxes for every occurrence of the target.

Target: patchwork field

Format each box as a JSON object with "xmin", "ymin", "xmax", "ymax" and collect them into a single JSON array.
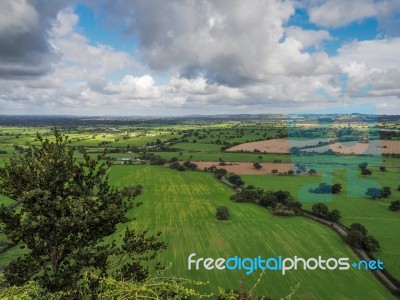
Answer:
[
  {"xmin": 194, "ymin": 161, "xmax": 294, "ymax": 174},
  {"xmin": 226, "ymin": 138, "xmax": 400, "ymax": 155},
  {"xmin": 105, "ymin": 165, "xmax": 393, "ymax": 299},
  {"xmin": 242, "ymin": 167, "xmax": 400, "ymax": 279},
  {"xmin": 303, "ymin": 140, "xmax": 400, "ymax": 155}
]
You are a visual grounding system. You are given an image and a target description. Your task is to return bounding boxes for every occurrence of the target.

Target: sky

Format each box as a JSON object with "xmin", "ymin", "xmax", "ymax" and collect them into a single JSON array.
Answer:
[{"xmin": 0, "ymin": 0, "xmax": 399, "ymax": 116}]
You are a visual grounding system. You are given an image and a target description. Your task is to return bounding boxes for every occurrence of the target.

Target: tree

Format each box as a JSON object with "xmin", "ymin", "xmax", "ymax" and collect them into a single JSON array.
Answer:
[
  {"xmin": 365, "ymin": 187, "xmax": 382, "ymax": 199},
  {"xmin": 361, "ymin": 168, "xmax": 372, "ymax": 176},
  {"xmin": 361, "ymin": 235, "xmax": 380, "ymax": 252},
  {"xmin": 312, "ymin": 203, "xmax": 329, "ymax": 217},
  {"xmin": 271, "ymin": 168, "xmax": 278, "ymax": 174},
  {"xmin": 349, "ymin": 223, "xmax": 368, "ymax": 236},
  {"xmin": 308, "ymin": 169, "xmax": 317, "ymax": 175},
  {"xmin": 379, "ymin": 166, "xmax": 386, "ymax": 172},
  {"xmin": 0, "ymin": 130, "xmax": 166, "ymax": 294},
  {"xmin": 389, "ymin": 200, "xmax": 400, "ymax": 211},
  {"xmin": 227, "ymin": 174, "xmax": 244, "ymax": 187},
  {"xmin": 216, "ymin": 206, "xmax": 230, "ymax": 220},
  {"xmin": 327, "ymin": 209, "xmax": 341, "ymax": 222},
  {"xmin": 358, "ymin": 162, "xmax": 368, "ymax": 169},
  {"xmin": 332, "ymin": 183, "xmax": 342, "ymax": 194},
  {"xmin": 346, "ymin": 230, "xmax": 364, "ymax": 248},
  {"xmin": 381, "ymin": 186, "xmax": 391, "ymax": 198},
  {"xmin": 253, "ymin": 162, "xmax": 262, "ymax": 170}
]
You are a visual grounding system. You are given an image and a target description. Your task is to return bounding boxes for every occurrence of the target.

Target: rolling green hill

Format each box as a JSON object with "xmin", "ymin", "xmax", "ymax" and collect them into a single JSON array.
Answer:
[{"xmin": 107, "ymin": 165, "xmax": 393, "ymax": 299}]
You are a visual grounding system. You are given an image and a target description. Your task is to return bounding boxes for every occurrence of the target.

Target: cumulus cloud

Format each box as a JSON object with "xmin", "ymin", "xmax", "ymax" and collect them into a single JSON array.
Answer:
[
  {"xmin": 305, "ymin": 0, "xmax": 400, "ymax": 32},
  {"xmin": 0, "ymin": 1, "xmax": 399, "ymax": 115},
  {"xmin": 285, "ymin": 26, "xmax": 332, "ymax": 49},
  {"xmin": 0, "ymin": 0, "xmax": 69, "ymax": 78},
  {"xmin": 89, "ymin": 0, "xmax": 338, "ymax": 86}
]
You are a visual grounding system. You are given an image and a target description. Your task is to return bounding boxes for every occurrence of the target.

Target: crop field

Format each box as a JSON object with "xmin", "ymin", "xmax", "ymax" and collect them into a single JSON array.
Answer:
[
  {"xmin": 194, "ymin": 161, "xmax": 294, "ymax": 174},
  {"xmin": 106, "ymin": 165, "xmax": 393, "ymax": 299},
  {"xmin": 226, "ymin": 138, "xmax": 400, "ymax": 155},
  {"xmin": 242, "ymin": 167, "xmax": 400, "ymax": 279},
  {"xmin": 303, "ymin": 140, "xmax": 400, "ymax": 155},
  {"xmin": 0, "ymin": 118, "xmax": 399, "ymax": 298},
  {"xmin": 226, "ymin": 138, "xmax": 329, "ymax": 153}
]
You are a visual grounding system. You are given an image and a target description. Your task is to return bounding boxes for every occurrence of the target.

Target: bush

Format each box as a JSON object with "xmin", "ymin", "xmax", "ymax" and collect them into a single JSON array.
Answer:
[
  {"xmin": 349, "ymin": 223, "xmax": 368, "ymax": 236},
  {"xmin": 365, "ymin": 187, "xmax": 382, "ymax": 199},
  {"xmin": 216, "ymin": 206, "xmax": 230, "ymax": 220},
  {"xmin": 389, "ymin": 200, "xmax": 400, "ymax": 211},
  {"xmin": 253, "ymin": 162, "xmax": 262, "ymax": 170}
]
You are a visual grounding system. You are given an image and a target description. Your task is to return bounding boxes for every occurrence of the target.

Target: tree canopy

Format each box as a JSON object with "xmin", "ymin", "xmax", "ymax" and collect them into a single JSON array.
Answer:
[{"xmin": 0, "ymin": 129, "xmax": 166, "ymax": 295}]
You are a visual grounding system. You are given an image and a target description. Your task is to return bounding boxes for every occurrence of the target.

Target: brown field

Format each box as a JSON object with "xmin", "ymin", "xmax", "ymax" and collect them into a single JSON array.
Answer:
[
  {"xmin": 226, "ymin": 139, "xmax": 291, "ymax": 153},
  {"xmin": 303, "ymin": 140, "xmax": 400, "ymax": 155},
  {"xmin": 194, "ymin": 161, "xmax": 293, "ymax": 175},
  {"xmin": 226, "ymin": 139, "xmax": 400, "ymax": 155}
]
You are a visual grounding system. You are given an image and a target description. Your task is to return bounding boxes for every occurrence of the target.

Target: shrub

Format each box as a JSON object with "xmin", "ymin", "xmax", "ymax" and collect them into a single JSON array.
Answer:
[
  {"xmin": 216, "ymin": 206, "xmax": 230, "ymax": 220},
  {"xmin": 389, "ymin": 200, "xmax": 400, "ymax": 211}
]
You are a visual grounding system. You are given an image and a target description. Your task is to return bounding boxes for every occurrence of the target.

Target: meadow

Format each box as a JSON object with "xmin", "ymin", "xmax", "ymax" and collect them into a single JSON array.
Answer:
[
  {"xmin": 0, "ymin": 118, "xmax": 399, "ymax": 298},
  {"xmin": 242, "ymin": 167, "xmax": 400, "ymax": 279},
  {"xmin": 105, "ymin": 165, "xmax": 393, "ymax": 299}
]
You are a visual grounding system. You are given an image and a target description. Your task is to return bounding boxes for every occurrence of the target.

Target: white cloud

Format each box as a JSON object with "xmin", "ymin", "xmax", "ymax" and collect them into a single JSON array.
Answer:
[
  {"xmin": 306, "ymin": 0, "xmax": 400, "ymax": 29},
  {"xmin": 285, "ymin": 26, "xmax": 332, "ymax": 49},
  {"xmin": 0, "ymin": 1, "xmax": 399, "ymax": 115}
]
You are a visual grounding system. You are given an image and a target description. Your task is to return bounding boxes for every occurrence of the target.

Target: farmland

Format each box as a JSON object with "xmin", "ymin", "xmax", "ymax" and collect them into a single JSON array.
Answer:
[
  {"xmin": 106, "ymin": 165, "xmax": 393, "ymax": 299},
  {"xmin": 0, "ymin": 114, "xmax": 399, "ymax": 298}
]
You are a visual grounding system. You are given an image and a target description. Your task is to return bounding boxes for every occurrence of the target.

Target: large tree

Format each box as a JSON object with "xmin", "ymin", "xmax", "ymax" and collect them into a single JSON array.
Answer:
[{"xmin": 0, "ymin": 129, "xmax": 166, "ymax": 294}]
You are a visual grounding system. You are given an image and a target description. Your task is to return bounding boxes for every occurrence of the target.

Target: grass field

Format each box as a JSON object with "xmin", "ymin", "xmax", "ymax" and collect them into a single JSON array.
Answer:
[
  {"xmin": 105, "ymin": 165, "xmax": 393, "ymax": 299},
  {"xmin": 242, "ymin": 168, "xmax": 400, "ymax": 279}
]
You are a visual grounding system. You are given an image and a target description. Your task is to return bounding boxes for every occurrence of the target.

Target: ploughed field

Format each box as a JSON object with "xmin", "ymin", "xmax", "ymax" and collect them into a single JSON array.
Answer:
[
  {"xmin": 104, "ymin": 165, "xmax": 393, "ymax": 299},
  {"xmin": 226, "ymin": 138, "xmax": 400, "ymax": 155}
]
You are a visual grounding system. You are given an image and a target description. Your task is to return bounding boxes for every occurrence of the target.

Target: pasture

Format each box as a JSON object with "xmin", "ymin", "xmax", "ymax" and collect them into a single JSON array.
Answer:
[
  {"xmin": 242, "ymin": 167, "xmax": 400, "ymax": 279},
  {"xmin": 105, "ymin": 165, "xmax": 393, "ymax": 299}
]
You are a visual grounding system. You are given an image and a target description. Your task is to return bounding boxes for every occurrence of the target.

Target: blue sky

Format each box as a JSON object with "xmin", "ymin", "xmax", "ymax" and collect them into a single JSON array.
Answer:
[{"xmin": 0, "ymin": 0, "xmax": 399, "ymax": 115}]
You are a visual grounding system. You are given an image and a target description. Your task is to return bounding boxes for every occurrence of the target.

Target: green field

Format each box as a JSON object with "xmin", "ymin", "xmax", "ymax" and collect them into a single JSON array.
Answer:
[
  {"xmin": 242, "ymin": 168, "xmax": 400, "ymax": 279},
  {"xmin": 105, "ymin": 165, "xmax": 393, "ymax": 299}
]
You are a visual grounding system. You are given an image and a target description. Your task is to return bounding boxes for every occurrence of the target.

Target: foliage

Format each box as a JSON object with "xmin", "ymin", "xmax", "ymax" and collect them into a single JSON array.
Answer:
[
  {"xmin": 365, "ymin": 187, "xmax": 391, "ymax": 199},
  {"xmin": 345, "ymin": 230, "xmax": 364, "ymax": 248},
  {"xmin": 307, "ymin": 168, "xmax": 317, "ymax": 175},
  {"xmin": 216, "ymin": 206, "xmax": 230, "ymax": 220},
  {"xmin": 0, "ymin": 129, "xmax": 166, "ymax": 294},
  {"xmin": 227, "ymin": 174, "xmax": 245, "ymax": 187},
  {"xmin": 346, "ymin": 225, "xmax": 380, "ymax": 253},
  {"xmin": 308, "ymin": 183, "xmax": 342, "ymax": 194},
  {"xmin": 311, "ymin": 203, "xmax": 341, "ymax": 222},
  {"xmin": 253, "ymin": 162, "xmax": 262, "ymax": 170},
  {"xmin": 311, "ymin": 203, "xmax": 329, "ymax": 217},
  {"xmin": 183, "ymin": 160, "xmax": 198, "ymax": 170},
  {"xmin": 358, "ymin": 162, "xmax": 368, "ymax": 169},
  {"xmin": 389, "ymin": 200, "xmax": 400, "ymax": 211},
  {"xmin": 231, "ymin": 187, "xmax": 301, "ymax": 216},
  {"xmin": 361, "ymin": 168, "xmax": 372, "ymax": 176},
  {"xmin": 0, "ymin": 270, "xmax": 213, "ymax": 299},
  {"xmin": 349, "ymin": 223, "xmax": 368, "ymax": 236},
  {"xmin": 365, "ymin": 188, "xmax": 382, "ymax": 199}
]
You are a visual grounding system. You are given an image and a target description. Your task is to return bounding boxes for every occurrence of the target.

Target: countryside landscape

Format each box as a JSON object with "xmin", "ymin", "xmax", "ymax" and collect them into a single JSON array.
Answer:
[
  {"xmin": 0, "ymin": 114, "xmax": 399, "ymax": 299},
  {"xmin": 1, "ymin": 0, "xmax": 400, "ymax": 299}
]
